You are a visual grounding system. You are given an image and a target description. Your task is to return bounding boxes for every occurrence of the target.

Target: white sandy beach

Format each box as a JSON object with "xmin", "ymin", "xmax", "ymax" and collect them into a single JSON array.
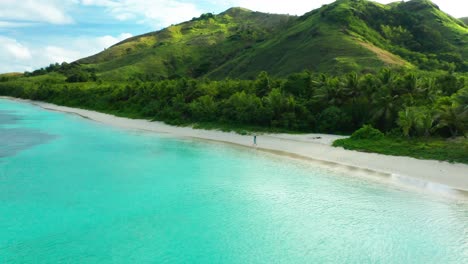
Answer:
[{"xmin": 3, "ymin": 96, "xmax": 468, "ymax": 197}]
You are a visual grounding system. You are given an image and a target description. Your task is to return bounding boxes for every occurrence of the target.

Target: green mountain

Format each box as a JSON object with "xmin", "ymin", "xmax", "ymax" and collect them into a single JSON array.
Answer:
[
  {"xmin": 78, "ymin": 8, "xmax": 293, "ymax": 81},
  {"xmin": 30, "ymin": 0, "xmax": 468, "ymax": 80}
]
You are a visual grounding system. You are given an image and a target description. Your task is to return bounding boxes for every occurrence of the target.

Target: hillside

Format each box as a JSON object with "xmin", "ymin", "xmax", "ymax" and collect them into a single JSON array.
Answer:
[
  {"xmin": 0, "ymin": 72, "xmax": 23, "ymax": 78},
  {"xmin": 17, "ymin": 0, "xmax": 468, "ymax": 80},
  {"xmin": 218, "ymin": 0, "xmax": 468, "ymax": 76},
  {"xmin": 209, "ymin": 0, "xmax": 412, "ymax": 78},
  {"xmin": 78, "ymin": 8, "xmax": 294, "ymax": 81},
  {"xmin": 63, "ymin": 0, "xmax": 467, "ymax": 81},
  {"xmin": 461, "ymin": 17, "xmax": 468, "ymax": 25}
]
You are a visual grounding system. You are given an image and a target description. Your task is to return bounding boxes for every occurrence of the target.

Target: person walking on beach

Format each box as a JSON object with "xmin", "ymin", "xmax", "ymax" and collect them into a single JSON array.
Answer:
[{"xmin": 253, "ymin": 134, "xmax": 257, "ymax": 146}]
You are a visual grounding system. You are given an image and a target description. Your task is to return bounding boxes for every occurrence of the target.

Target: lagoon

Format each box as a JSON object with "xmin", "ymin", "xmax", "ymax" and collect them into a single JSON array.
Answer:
[{"xmin": 1, "ymin": 99, "xmax": 467, "ymax": 263}]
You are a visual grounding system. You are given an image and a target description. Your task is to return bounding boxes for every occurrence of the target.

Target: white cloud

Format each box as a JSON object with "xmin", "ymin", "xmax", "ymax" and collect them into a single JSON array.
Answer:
[
  {"xmin": 0, "ymin": 33, "xmax": 132, "ymax": 73},
  {"xmin": 424, "ymin": 0, "xmax": 468, "ymax": 18},
  {"xmin": 80, "ymin": 0, "xmax": 202, "ymax": 27},
  {"xmin": 39, "ymin": 33, "xmax": 133, "ymax": 64},
  {"xmin": 0, "ymin": 0, "xmax": 73, "ymax": 24},
  {"xmin": 96, "ymin": 33, "xmax": 133, "ymax": 47},
  {"xmin": 0, "ymin": 37, "xmax": 33, "ymax": 72},
  {"xmin": 0, "ymin": 37, "xmax": 32, "ymax": 60},
  {"xmin": 80, "ymin": 0, "xmax": 117, "ymax": 6},
  {"xmin": 43, "ymin": 46, "xmax": 83, "ymax": 64},
  {"xmin": 0, "ymin": 21, "xmax": 35, "ymax": 28}
]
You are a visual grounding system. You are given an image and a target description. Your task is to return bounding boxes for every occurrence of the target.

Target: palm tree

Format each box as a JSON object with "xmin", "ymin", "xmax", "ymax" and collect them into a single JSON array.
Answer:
[
  {"xmin": 371, "ymin": 88, "xmax": 400, "ymax": 131},
  {"xmin": 419, "ymin": 109, "xmax": 435, "ymax": 137},
  {"xmin": 344, "ymin": 72, "xmax": 360, "ymax": 99},
  {"xmin": 359, "ymin": 74, "xmax": 381, "ymax": 101},
  {"xmin": 435, "ymin": 105, "xmax": 467, "ymax": 138},
  {"xmin": 414, "ymin": 77, "xmax": 438, "ymax": 103},
  {"xmin": 313, "ymin": 77, "xmax": 347, "ymax": 106},
  {"xmin": 378, "ymin": 68, "xmax": 395, "ymax": 86},
  {"xmin": 454, "ymin": 87, "xmax": 468, "ymax": 113},
  {"xmin": 402, "ymin": 73, "xmax": 418, "ymax": 95},
  {"xmin": 397, "ymin": 107, "xmax": 421, "ymax": 137}
]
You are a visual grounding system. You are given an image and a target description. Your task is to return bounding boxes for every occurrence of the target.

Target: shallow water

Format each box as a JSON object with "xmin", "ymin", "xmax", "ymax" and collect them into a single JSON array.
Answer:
[{"xmin": 1, "ymin": 99, "xmax": 467, "ymax": 263}]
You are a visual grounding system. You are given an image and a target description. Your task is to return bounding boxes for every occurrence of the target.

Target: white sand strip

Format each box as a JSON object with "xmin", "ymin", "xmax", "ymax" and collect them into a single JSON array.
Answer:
[{"xmin": 3, "ymin": 97, "xmax": 468, "ymax": 197}]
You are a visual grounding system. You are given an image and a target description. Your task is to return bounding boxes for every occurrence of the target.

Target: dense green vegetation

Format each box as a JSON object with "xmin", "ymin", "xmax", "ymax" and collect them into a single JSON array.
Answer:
[
  {"xmin": 334, "ymin": 126, "xmax": 468, "ymax": 163},
  {"xmin": 461, "ymin": 17, "xmax": 468, "ymax": 25},
  {"xmin": 1, "ymin": 0, "xmax": 467, "ymax": 163},
  {"xmin": 1, "ymin": 69, "xmax": 466, "ymax": 136}
]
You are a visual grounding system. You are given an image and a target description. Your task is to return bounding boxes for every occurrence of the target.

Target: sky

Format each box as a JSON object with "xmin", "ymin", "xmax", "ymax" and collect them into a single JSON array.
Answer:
[{"xmin": 0, "ymin": 0, "xmax": 467, "ymax": 73}]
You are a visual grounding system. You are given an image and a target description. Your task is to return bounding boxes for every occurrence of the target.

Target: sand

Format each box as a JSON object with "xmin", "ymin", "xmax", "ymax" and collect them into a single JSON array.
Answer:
[{"xmin": 3, "ymin": 97, "xmax": 468, "ymax": 198}]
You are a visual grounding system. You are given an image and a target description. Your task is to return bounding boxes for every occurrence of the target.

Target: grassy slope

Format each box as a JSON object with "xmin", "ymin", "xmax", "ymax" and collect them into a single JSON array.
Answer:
[
  {"xmin": 214, "ymin": 0, "xmax": 467, "ymax": 78},
  {"xmin": 333, "ymin": 137, "xmax": 468, "ymax": 164},
  {"xmin": 461, "ymin": 17, "xmax": 468, "ymax": 25},
  {"xmin": 0, "ymin": 72, "xmax": 23, "ymax": 77},
  {"xmin": 79, "ymin": 8, "xmax": 293, "ymax": 81},
  {"xmin": 397, "ymin": 0, "xmax": 468, "ymax": 57},
  {"xmin": 208, "ymin": 0, "xmax": 421, "ymax": 78},
  {"xmin": 208, "ymin": 8, "xmax": 395, "ymax": 78}
]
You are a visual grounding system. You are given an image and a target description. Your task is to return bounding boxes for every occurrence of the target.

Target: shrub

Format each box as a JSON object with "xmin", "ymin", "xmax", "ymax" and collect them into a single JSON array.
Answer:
[
  {"xmin": 317, "ymin": 106, "xmax": 352, "ymax": 133},
  {"xmin": 386, "ymin": 128, "xmax": 403, "ymax": 138},
  {"xmin": 350, "ymin": 125, "xmax": 384, "ymax": 140}
]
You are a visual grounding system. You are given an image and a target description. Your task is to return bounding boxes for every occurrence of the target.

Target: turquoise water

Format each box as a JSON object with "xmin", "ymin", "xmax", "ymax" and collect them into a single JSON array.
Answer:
[{"xmin": 1, "ymin": 99, "xmax": 467, "ymax": 263}]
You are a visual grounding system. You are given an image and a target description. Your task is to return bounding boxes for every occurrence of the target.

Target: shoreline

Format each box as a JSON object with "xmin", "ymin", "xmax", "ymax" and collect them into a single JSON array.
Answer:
[{"xmin": 2, "ymin": 96, "xmax": 468, "ymax": 199}]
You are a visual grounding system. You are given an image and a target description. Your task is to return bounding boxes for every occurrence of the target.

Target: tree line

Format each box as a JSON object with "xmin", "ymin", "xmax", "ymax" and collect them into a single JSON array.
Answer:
[{"xmin": 0, "ymin": 68, "xmax": 466, "ymax": 137}]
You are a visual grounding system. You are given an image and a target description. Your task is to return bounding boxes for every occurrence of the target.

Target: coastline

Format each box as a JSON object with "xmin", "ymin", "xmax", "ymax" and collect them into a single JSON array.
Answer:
[{"xmin": 2, "ymin": 96, "xmax": 468, "ymax": 198}]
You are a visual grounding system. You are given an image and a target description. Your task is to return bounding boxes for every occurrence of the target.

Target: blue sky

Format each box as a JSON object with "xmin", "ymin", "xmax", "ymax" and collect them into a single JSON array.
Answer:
[{"xmin": 0, "ymin": 0, "xmax": 466, "ymax": 73}]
